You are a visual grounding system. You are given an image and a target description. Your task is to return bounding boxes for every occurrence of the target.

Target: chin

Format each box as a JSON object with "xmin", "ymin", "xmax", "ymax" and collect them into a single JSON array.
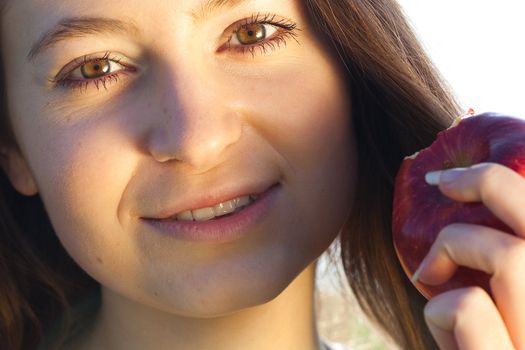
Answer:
[
  {"xmin": 134, "ymin": 254, "xmax": 312, "ymax": 318},
  {"xmin": 185, "ymin": 282, "xmax": 291, "ymax": 318}
]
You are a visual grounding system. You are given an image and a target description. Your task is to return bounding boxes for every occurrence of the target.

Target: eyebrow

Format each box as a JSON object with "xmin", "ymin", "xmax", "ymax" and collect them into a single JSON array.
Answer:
[
  {"xmin": 27, "ymin": 0, "xmax": 252, "ymax": 62},
  {"xmin": 27, "ymin": 17, "xmax": 139, "ymax": 62},
  {"xmin": 190, "ymin": 0, "xmax": 251, "ymax": 23}
]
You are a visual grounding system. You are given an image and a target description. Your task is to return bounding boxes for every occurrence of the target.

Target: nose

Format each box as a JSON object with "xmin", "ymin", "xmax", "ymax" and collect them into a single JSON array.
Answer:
[{"xmin": 145, "ymin": 71, "xmax": 243, "ymax": 173}]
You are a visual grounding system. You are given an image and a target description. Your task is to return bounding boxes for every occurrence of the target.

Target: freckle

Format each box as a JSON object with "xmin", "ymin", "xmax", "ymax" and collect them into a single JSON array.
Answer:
[
  {"xmin": 154, "ymin": 291, "xmax": 159, "ymax": 296},
  {"xmin": 163, "ymin": 107, "xmax": 168, "ymax": 115},
  {"xmin": 96, "ymin": 257, "xmax": 103, "ymax": 264}
]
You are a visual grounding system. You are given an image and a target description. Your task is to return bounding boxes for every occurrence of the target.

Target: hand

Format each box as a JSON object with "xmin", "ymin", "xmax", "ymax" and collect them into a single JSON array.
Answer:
[{"xmin": 414, "ymin": 163, "xmax": 525, "ymax": 350}]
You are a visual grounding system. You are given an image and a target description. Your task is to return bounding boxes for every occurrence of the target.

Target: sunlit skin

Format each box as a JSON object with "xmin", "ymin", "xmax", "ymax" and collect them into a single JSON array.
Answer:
[
  {"xmin": 419, "ymin": 164, "xmax": 525, "ymax": 349},
  {"xmin": 3, "ymin": 1, "xmax": 523, "ymax": 349},
  {"xmin": 0, "ymin": 0, "xmax": 356, "ymax": 349}
]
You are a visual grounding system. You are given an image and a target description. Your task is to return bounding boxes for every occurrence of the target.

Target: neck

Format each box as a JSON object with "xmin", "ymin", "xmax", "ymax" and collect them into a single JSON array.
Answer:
[{"xmin": 76, "ymin": 263, "xmax": 323, "ymax": 350}]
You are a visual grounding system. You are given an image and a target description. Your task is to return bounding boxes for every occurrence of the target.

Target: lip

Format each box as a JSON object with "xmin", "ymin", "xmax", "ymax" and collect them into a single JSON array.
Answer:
[
  {"xmin": 141, "ymin": 183, "xmax": 281, "ymax": 242},
  {"xmin": 147, "ymin": 181, "xmax": 279, "ymax": 220}
]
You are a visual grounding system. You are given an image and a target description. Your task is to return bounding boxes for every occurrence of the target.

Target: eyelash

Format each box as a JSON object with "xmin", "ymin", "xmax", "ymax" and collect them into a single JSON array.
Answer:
[
  {"xmin": 51, "ymin": 13, "xmax": 300, "ymax": 92},
  {"xmin": 51, "ymin": 51, "xmax": 135, "ymax": 91},
  {"xmin": 223, "ymin": 12, "xmax": 299, "ymax": 57}
]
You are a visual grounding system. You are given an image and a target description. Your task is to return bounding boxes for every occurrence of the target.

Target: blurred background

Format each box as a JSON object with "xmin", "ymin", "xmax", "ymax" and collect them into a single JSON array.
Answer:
[{"xmin": 315, "ymin": 2, "xmax": 525, "ymax": 349}]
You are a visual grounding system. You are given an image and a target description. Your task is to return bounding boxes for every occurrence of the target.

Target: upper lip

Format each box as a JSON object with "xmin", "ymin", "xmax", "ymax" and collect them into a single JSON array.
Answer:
[{"xmin": 143, "ymin": 180, "xmax": 279, "ymax": 220}]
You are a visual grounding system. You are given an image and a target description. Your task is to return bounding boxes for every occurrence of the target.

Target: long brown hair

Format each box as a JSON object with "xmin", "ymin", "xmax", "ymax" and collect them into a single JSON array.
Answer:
[
  {"xmin": 304, "ymin": 0, "xmax": 461, "ymax": 348},
  {"xmin": 0, "ymin": 0, "xmax": 461, "ymax": 349},
  {"xmin": 0, "ymin": 2, "xmax": 98, "ymax": 350}
]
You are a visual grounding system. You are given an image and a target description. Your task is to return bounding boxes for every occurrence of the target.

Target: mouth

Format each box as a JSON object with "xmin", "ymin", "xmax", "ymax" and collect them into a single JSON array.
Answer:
[
  {"xmin": 141, "ymin": 183, "xmax": 281, "ymax": 242},
  {"xmin": 147, "ymin": 182, "xmax": 280, "ymax": 222},
  {"xmin": 158, "ymin": 193, "xmax": 261, "ymax": 222}
]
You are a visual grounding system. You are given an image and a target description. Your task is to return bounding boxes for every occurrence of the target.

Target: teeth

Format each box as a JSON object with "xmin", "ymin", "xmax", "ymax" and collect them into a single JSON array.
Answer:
[
  {"xmin": 171, "ymin": 195, "xmax": 257, "ymax": 222},
  {"xmin": 191, "ymin": 207, "xmax": 216, "ymax": 221},
  {"xmin": 176, "ymin": 210, "xmax": 194, "ymax": 221},
  {"xmin": 213, "ymin": 200, "xmax": 236, "ymax": 216},
  {"xmin": 235, "ymin": 196, "xmax": 250, "ymax": 207}
]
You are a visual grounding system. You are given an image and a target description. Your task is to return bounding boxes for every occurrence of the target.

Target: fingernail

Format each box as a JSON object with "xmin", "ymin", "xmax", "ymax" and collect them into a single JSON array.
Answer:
[
  {"xmin": 425, "ymin": 168, "xmax": 466, "ymax": 186},
  {"xmin": 440, "ymin": 168, "xmax": 465, "ymax": 184},
  {"xmin": 425, "ymin": 171, "xmax": 442, "ymax": 186},
  {"xmin": 410, "ymin": 259, "xmax": 428, "ymax": 284}
]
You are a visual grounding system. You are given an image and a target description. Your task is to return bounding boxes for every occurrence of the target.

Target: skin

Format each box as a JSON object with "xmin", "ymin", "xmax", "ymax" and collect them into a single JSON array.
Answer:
[
  {"xmin": 2, "ymin": 0, "xmax": 521, "ymax": 349},
  {"xmin": 0, "ymin": 0, "xmax": 356, "ymax": 349},
  {"xmin": 420, "ymin": 163, "xmax": 525, "ymax": 349}
]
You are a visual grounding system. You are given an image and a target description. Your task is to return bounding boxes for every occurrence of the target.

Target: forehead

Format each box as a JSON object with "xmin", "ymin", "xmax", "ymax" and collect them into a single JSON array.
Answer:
[
  {"xmin": 2, "ymin": 0, "xmax": 287, "ymax": 32},
  {"xmin": 1, "ymin": 0, "xmax": 297, "ymax": 62}
]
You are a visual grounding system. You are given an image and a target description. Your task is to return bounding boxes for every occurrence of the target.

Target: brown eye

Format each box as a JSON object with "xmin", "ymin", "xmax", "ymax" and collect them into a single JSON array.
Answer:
[
  {"xmin": 235, "ymin": 23, "xmax": 268, "ymax": 45},
  {"xmin": 80, "ymin": 59, "xmax": 111, "ymax": 79}
]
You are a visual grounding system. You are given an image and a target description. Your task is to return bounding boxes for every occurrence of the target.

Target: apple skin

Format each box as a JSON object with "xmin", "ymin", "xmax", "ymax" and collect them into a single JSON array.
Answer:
[{"xmin": 392, "ymin": 112, "xmax": 525, "ymax": 300}]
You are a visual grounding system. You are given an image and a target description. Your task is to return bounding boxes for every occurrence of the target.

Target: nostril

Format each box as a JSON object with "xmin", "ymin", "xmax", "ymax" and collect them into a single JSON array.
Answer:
[{"xmin": 146, "ymin": 107, "xmax": 243, "ymax": 168}]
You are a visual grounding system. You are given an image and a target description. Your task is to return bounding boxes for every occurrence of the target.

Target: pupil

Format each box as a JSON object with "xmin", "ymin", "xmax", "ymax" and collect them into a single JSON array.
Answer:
[
  {"xmin": 237, "ymin": 24, "xmax": 266, "ymax": 44},
  {"xmin": 81, "ymin": 59, "xmax": 110, "ymax": 78}
]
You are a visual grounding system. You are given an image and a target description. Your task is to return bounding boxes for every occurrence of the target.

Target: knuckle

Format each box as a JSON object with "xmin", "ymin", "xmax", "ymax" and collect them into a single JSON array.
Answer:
[
  {"xmin": 423, "ymin": 287, "xmax": 490, "ymax": 327},
  {"xmin": 438, "ymin": 223, "xmax": 466, "ymax": 241},
  {"xmin": 433, "ymin": 223, "xmax": 470, "ymax": 260},
  {"xmin": 454, "ymin": 286, "xmax": 488, "ymax": 314},
  {"xmin": 498, "ymin": 239, "xmax": 525, "ymax": 273},
  {"xmin": 476, "ymin": 163, "xmax": 504, "ymax": 198}
]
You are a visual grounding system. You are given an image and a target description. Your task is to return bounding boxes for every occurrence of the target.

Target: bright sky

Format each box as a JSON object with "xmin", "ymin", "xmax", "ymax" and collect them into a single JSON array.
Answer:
[{"xmin": 397, "ymin": 0, "xmax": 525, "ymax": 118}]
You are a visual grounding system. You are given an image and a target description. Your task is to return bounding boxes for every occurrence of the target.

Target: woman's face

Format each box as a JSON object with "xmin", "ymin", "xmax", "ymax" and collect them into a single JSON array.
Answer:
[{"xmin": 1, "ymin": 0, "xmax": 356, "ymax": 316}]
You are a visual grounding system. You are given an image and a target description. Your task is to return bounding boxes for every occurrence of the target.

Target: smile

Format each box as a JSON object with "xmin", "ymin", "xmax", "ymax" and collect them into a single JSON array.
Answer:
[
  {"xmin": 162, "ymin": 194, "xmax": 260, "ymax": 222},
  {"xmin": 142, "ymin": 184, "xmax": 281, "ymax": 243}
]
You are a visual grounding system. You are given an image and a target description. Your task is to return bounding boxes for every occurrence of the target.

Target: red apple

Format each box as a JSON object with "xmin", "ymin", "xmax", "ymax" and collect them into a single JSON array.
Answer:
[{"xmin": 392, "ymin": 111, "xmax": 525, "ymax": 299}]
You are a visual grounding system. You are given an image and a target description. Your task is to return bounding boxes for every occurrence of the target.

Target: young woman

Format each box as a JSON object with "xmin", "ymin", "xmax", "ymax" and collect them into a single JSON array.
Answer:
[{"xmin": 0, "ymin": 0, "xmax": 522, "ymax": 349}]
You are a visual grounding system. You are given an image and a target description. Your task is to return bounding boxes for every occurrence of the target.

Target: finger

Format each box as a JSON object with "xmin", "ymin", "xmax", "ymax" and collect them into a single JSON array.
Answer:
[
  {"xmin": 424, "ymin": 287, "xmax": 514, "ymax": 350},
  {"xmin": 425, "ymin": 163, "xmax": 525, "ymax": 237},
  {"xmin": 414, "ymin": 223, "xmax": 519, "ymax": 284},
  {"xmin": 414, "ymin": 223, "xmax": 525, "ymax": 348}
]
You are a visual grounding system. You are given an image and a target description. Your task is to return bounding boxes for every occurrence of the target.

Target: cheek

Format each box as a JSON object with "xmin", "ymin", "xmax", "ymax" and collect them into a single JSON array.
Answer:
[
  {"xmin": 228, "ymin": 43, "xmax": 352, "ymax": 164},
  {"xmin": 22, "ymin": 116, "xmax": 141, "ymax": 282},
  {"xmin": 238, "ymin": 56, "xmax": 355, "ymax": 256},
  {"xmin": 228, "ymin": 60, "xmax": 352, "ymax": 164}
]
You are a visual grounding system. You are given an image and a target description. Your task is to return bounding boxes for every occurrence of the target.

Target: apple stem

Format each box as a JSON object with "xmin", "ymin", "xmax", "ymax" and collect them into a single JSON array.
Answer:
[
  {"xmin": 449, "ymin": 108, "xmax": 476, "ymax": 129},
  {"xmin": 465, "ymin": 108, "xmax": 475, "ymax": 116}
]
